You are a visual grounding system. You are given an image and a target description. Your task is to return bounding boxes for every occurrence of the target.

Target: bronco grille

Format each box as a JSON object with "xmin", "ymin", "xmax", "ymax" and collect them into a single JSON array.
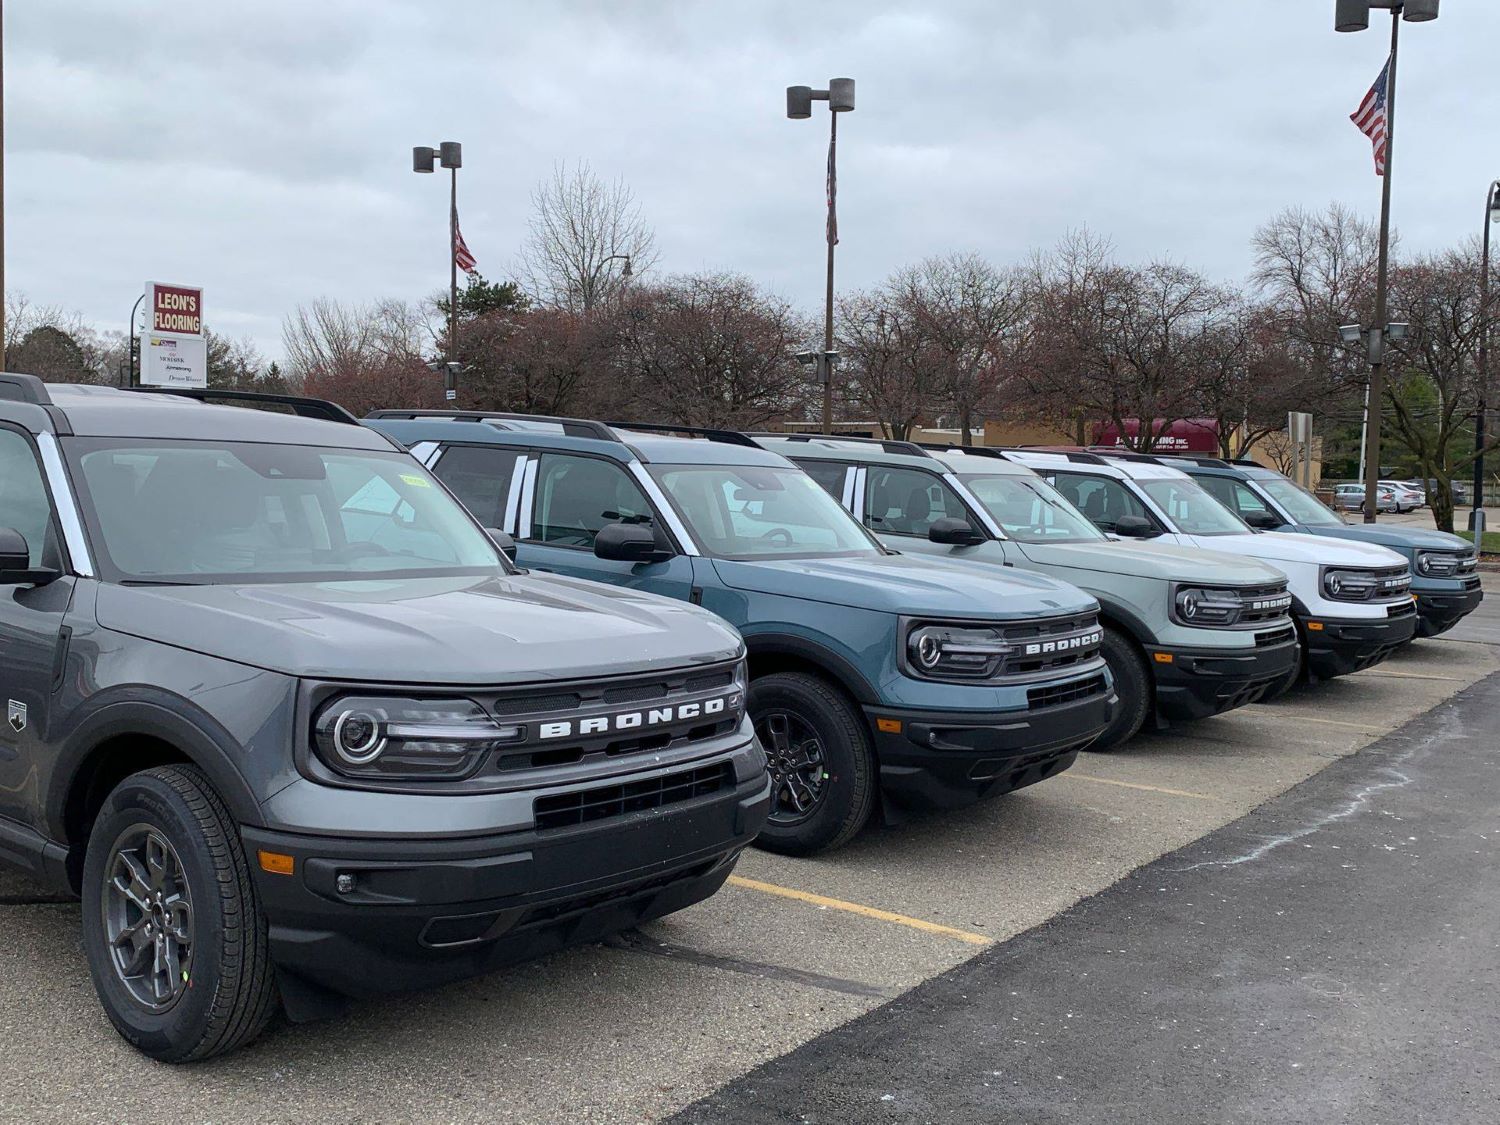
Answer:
[
  {"xmin": 1005, "ymin": 612, "xmax": 1104, "ymax": 675},
  {"xmin": 1233, "ymin": 583, "xmax": 1293, "ymax": 626},
  {"xmin": 1028, "ymin": 673, "xmax": 1107, "ymax": 711},
  {"xmin": 533, "ymin": 762, "xmax": 734, "ymax": 830},
  {"xmin": 1255, "ymin": 624, "xmax": 1297, "ymax": 648}
]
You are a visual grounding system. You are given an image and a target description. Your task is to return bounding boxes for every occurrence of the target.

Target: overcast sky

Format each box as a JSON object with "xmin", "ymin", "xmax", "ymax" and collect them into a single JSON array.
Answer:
[{"xmin": 8, "ymin": 0, "xmax": 1499, "ymax": 362}]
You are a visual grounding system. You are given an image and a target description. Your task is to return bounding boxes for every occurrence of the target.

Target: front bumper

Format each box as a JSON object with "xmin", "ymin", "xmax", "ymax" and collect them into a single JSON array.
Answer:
[
  {"xmin": 865, "ymin": 676, "xmax": 1116, "ymax": 811},
  {"xmin": 1301, "ymin": 604, "xmax": 1419, "ymax": 680},
  {"xmin": 243, "ymin": 768, "xmax": 770, "ymax": 1008},
  {"xmin": 1413, "ymin": 581, "xmax": 1483, "ymax": 637},
  {"xmin": 1152, "ymin": 632, "xmax": 1300, "ymax": 722}
]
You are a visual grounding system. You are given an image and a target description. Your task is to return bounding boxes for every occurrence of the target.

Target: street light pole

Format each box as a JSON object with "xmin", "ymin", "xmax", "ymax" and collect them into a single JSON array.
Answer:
[
  {"xmin": 1472, "ymin": 181, "xmax": 1500, "ymax": 538},
  {"xmin": 414, "ymin": 141, "xmax": 463, "ymax": 400},
  {"xmin": 787, "ymin": 77, "xmax": 854, "ymax": 433},
  {"xmin": 124, "ymin": 292, "xmax": 144, "ymax": 387},
  {"xmin": 1336, "ymin": 0, "xmax": 1438, "ymax": 523}
]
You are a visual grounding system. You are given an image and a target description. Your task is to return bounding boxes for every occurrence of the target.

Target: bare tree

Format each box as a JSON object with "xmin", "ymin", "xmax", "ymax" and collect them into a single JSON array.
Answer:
[
  {"xmin": 518, "ymin": 162, "xmax": 659, "ymax": 312},
  {"xmin": 281, "ymin": 297, "xmax": 440, "ymax": 415},
  {"xmin": 836, "ymin": 291, "xmax": 943, "ymax": 439}
]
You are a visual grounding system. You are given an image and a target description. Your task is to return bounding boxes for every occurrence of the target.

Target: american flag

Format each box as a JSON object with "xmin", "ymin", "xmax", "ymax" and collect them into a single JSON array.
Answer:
[
  {"xmin": 826, "ymin": 133, "xmax": 838, "ymax": 246},
  {"xmin": 454, "ymin": 221, "xmax": 478, "ymax": 274},
  {"xmin": 1350, "ymin": 56, "xmax": 1391, "ymax": 176}
]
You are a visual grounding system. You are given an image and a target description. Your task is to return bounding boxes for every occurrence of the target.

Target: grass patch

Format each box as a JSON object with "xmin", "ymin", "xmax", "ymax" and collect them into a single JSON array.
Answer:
[{"xmin": 1457, "ymin": 530, "xmax": 1500, "ymax": 556}]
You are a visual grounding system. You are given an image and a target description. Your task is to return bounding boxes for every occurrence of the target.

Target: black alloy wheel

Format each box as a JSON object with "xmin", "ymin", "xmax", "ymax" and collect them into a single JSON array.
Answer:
[
  {"xmin": 756, "ymin": 708, "xmax": 830, "ymax": 825},
  {"xmin": 102, "ymin": 826, "xmax": 195, "ymax": 1012}
]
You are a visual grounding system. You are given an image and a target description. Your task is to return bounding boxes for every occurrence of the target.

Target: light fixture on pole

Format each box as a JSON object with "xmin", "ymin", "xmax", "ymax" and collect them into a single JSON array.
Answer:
[
  {"xmin": 1341, "ymin": 320, "xmax": 1411, "ymax": 505},
  {"xmin": 1335, "ymin": 0, "xmax": 1439, "ymax": 523},
  {"xmin": 787, "ymin": 76, "xmax": 855, "ymax": 433},
  {"xmin": 1470, "ymin": 180, "xmax": 1500, "ymax": 539},
  {"xmin": 413, "ymin": 140, "xmax": 463, "ymax": 401}
]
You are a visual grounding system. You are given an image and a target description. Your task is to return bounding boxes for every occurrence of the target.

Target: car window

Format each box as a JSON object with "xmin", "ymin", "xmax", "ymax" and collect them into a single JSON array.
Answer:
[
  {"xmin": 431, "ymin": 445, "xmax": 526, "ymax": 530},
  {"xmin": 1135, "ymin": 477, "xmax": 1249, "ymax": 536},
  {"xmin": 798, "ymin": 459, "xmax": 853, "ymax": 503},
  {"xmin": 958, "ymin": 473, "xmax": 1106, "ymax": 542},
  {"xmin": 68, "ymin": 440, "xmax": 499, "ymax": 582},
  {"xmin": 1051, "ymin": 472, "xmax": 1154, "ymax": 533},
  {"xmin": 650, "ymin": 463, "xmax": 877, "ymax": 559},
  {"xmin": 1197, "ymin": 475, "xmax": 1273, "ymax": 520},
  {"xmin": 863, "ymin": 466, "xmax": 969, "ymax": 538},
  {"xmin": 0, "ymin": 429, "xmax": 59, "ymax": 568},
  {"xmin": 1253, "ymin": 477, "xmax": 1344, "ymax": 527},
  {"xmin": 531, "ymin": 453, "xmax": 655, "ymax": 549}
]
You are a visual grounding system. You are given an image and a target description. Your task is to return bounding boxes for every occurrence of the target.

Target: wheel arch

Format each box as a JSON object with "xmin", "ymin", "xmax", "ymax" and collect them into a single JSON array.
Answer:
[
  {"xmin": 1093, "ymin": 595, "xmax": 1157, "ymax": 650},
  {"xmin": 742, "ymin": 633, "xmax": 880, "ymax": 708}
]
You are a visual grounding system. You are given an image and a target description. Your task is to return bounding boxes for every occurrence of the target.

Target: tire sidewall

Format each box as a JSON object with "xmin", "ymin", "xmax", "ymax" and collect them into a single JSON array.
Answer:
[
  {"xmin": 1094, "ymin": 626, "xmax": 1151, "ymax": 750},
  {"xmin": 81, "ymin": 772, "xmax": 231, "ymax": 1060},
  {"xmin": 749, "ymin": 674, "xmax": 868, "ymax": 854}
]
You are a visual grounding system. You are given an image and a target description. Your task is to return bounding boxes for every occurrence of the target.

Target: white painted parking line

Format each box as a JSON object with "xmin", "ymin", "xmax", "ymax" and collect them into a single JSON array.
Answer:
[{"xmin": 1058, "ymin": 773, "xmax": 1225, "ymax": 802}]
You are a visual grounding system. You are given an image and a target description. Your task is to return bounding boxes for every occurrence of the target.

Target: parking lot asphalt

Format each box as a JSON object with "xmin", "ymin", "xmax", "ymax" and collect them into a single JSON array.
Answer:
[{"xmin": 0, "ymin": 589, "xmax": 1494, "ymax": 1123}]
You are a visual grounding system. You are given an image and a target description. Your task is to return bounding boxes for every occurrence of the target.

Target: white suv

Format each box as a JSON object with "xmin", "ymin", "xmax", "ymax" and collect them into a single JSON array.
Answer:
[{"xmin": 1006, "ymin": 450, "xmax": 1418, "ymax": 692}]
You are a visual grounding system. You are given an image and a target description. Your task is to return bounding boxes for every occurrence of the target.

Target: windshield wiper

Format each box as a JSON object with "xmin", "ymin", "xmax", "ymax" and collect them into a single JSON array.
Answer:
[{"xmin": 119, "ymin": 579, "xmax": 207, "ymax": 587}]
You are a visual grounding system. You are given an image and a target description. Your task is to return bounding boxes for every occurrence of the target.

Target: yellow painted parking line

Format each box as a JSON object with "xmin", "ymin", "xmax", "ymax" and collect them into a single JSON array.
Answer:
[
  {"xmin": 726, "ymin": 875, "xmax": 992, "ymax": 946},
  {"xmin": 1059, "ymin": 773, "xmax": 1225, "ymax": 802}
]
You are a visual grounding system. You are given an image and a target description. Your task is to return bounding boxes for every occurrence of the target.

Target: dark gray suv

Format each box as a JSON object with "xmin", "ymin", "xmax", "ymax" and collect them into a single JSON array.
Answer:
[{"xmin": 0, "ymin": 376, "xmax": 769, "ymax": 1061}]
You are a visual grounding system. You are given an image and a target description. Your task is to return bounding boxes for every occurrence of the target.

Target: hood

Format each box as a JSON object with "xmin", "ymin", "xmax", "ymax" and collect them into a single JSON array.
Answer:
[
  {"xmin": 1183, "ymin": 531, "xmax": 1407, "ymax": 569},
  {"xmin": 709, "ymin": 552, "xmax": 1096, "ymax": 620},
  {"xmin": 94, "ymin": 573, "xmax": 743, "ymax": 685},
  {"xmin": 1014, "ymin": 540, "xmax": 1285, "ymax": 585},
  {"xmin": 1304, "ymin": 523, "xmax": 1471, "ymax": 554}
]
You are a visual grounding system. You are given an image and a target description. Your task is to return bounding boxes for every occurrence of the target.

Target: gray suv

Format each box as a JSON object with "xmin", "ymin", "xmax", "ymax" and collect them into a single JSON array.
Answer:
[{"xmin": 0, "ymin": 377, "xmax": 769, "ymax": 1061}]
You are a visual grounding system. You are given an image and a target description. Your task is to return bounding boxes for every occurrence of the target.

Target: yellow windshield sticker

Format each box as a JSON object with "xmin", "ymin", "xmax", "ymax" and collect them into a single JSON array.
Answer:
[{"xmin": 400, "ymin": 473, "xmax": 431, "ymax": 488}]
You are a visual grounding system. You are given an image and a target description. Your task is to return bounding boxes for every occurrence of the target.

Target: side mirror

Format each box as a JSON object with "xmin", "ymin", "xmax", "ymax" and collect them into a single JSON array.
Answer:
[
  {"xmin": 1112, "ymin": 515, "xmax": 1159, "ymax": 539},
  {"xmin": 485, "ymin": 528, "xmax": 518, "ymax": 562},
  {"xmin": 0, "ymin": 528, "xmax": 56, "ymax": 586},
  {"xmin": 928, "ymin": 517, "xmax": 986, "ymax": 546},
  {"xmin": 594, "ymin": 522, "xmax": 672, "ymax": 563},
  {"xmin": 1242, "ymin": 510, "xmax": 1282, "ymax": 531}
]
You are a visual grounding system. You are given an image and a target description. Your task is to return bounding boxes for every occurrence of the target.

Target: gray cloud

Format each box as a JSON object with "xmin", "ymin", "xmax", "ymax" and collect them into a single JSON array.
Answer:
[{"xmin": 9, "ymin": 0, "xmax": 1497, "ymax": 360}]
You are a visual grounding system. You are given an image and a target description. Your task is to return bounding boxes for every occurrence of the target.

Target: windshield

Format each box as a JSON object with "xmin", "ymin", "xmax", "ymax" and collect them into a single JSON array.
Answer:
[
  {"xmin": 959, "ymin": 473, "xmax": 1106, "ymax": 543},
  {"xmin": 649, "ymin": 463, "xmax": 880, "ymax": 559},
  {"xmin": 1254, "ymin": 477, "xmax": 1346, "ymax": 528},
  {"xmin": 67, "ymin": 438, "xmax": 503, "ymax": 584},
  {"xmin": 1136, "ymin": 477, "xmax": 1250, "ymax": 536}
]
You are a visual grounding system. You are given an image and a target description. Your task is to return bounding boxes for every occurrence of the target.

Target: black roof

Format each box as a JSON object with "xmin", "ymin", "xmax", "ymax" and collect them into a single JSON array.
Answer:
[{"xmin": 0, "ymin": 376, "xmax": 396, "ymax": 449}]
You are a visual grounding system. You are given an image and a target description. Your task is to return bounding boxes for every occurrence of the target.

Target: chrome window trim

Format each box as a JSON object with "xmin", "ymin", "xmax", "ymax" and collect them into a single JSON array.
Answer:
[
  {"xmin": 501, "ymin": 452, "xmax": 528, "ymax": 534},
  {"xmin": 36, "ymin": 432, "xmax": 94, "ymax": 577},
  {"xmin": 407, "ymin": 441, "xmax": 441, "ymax": 468},
  {"xmin": 517, "ymin": 455, "xmax": 538, "ymax": 540},
  {"xmin": 627, "ymin": 462, "xmax": 700, "ymax": 556},
  {"xmin": 838, "ymin": 465, "xmax": 856, "ymax": 510},
  {"xmin": 852, "ymin": 466, "xmax": 867, "ymax": 519}
]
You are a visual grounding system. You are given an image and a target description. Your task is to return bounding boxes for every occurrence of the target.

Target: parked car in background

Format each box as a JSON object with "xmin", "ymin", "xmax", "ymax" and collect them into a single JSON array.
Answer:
[
  {"xmin": 1005, "ymin": 450, "xmax": 1417, "ymax": 694},
  {"xmin": 1334, "ymin": 483, "xmax": 1399, "ymax": 513},
  {"xmin": 367, "ymin": 412, "xmax": 1117, "ymax": 857},
  {"xmin": 0, "ymin": 378, "xmax": 769, "ymax": 1061},
  {"xmin": 1379, "ymin": 480, "xmax": 1425, "ymax": 511},
  {"xmin": 1158, "ymin": 456, "xmax": 1482, "ymax": 639},
  {"xmin": 757, "ymin": 435, "xmax": 1297, "ymax": 752}
]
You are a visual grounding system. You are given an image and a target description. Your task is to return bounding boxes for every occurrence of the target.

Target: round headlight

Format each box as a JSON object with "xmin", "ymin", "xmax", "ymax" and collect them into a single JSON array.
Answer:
[
  {"xmin": 332, "ymin": 709, "xmax": 386, "ymax": 765},
  {"xmin": 1415, "ymin": 554, "xmax": 1431, "ymax": 575},
  {"xmin": 1179, "ymin": 591, "xmax": 1199, "ymax": 619},
  {"xmin": 1326, "ymin": 574, "xmax": 1343, "ymax": 596},
  {"xmin": 915, "ymin": 632, "xmax": 943, "ymax": 669}
]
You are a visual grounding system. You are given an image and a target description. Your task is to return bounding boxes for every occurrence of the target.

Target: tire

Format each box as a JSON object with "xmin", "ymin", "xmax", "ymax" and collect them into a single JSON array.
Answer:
[
  {"xmin": 1261, "ymin": 634, "xmax": 1305, "ymax": 701},
  {"xmin": 81, "ymin": 765, "xmax": 277, "ymax": 1062},
  {"xmin": 1090, "ymin": 626, "xmax": 1152, "ymax": 751},
  {"xmin": 749, "ymin": 672, "xmax": 876, "ymax": 857}
]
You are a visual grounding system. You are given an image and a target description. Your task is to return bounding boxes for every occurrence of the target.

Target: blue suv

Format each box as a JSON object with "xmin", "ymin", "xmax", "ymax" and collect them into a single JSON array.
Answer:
[
  {"xmin": 366, "ymin": 412, "xmax": 1117, "ymax": 856},
  {"xmin": 1163, "ymin": 457, "xmax": 1481, "ymax": 639}
]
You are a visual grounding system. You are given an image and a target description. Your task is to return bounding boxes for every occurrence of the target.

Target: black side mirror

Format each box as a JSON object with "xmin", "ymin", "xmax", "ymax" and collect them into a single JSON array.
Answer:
[
  {"xmin": 485, "ymin": 528, "xmax": 518, "ymax": 562},
  {"xmin": 928, "ymin": 517, "xmax": 986, "ymax": 546},
  {"xmin": 1112, "ymin": 515, "xmax": 1159, "ymax": 539},
  {"xmin": 0, "ymin": 528, "xmax": 56, "ymax": 586},
  {"xmin": 1242, "ymin": 510, "xmax": 1282, "ymax": 531},
  {"xmin": 594, "ymin": 523, "xmax": 672, "ymax": 563}
]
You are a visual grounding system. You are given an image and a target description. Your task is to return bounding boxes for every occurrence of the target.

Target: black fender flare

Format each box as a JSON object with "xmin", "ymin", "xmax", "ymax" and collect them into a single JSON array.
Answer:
[
  {"xmin": 47, "ymin": 696, "xmax": 265, "ymax": 845},
  {"xmin": 741, "ymin": 631, "xmax": 880, "ymax": 707},
  {"xmin": 1092, "ymin": 595, "xmax": 1157, "ymax": 649}
]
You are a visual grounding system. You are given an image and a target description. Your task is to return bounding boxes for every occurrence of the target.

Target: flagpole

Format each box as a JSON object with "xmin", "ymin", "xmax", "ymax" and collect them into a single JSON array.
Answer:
[
  {"xmin": 1360, "ymin": 10, "xmax": 1400, "ymax": 524},
  {"xmin": 449, "ymin": 164, "xmax": 459, "ymax": 369},
  {"xmin": 822, "ymin": 108, "xmax": 837, "ymax": 434}
]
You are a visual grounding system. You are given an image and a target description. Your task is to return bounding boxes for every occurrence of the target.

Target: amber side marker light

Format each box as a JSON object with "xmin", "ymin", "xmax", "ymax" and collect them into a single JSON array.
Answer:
[
  {"xmin": 1306, "ymin": 621, "xmax": 1325, "ymax": 632},
  {"xmin": 1153, "ymin": 652, "xmax": 1174, "ymax": 664},
  {"xmin": 876, "ymin": 717, "xmax": 903, "ymax": 733},
  {"xmin": 258, "ymin": 850, "xmax": 295, "ymax": 876}
]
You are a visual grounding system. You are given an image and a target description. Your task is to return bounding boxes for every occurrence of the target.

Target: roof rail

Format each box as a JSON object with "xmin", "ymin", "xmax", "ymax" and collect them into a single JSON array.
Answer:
[
  {"xmin": 1123, "ymin": 449, "xmax": 1233, "ymax": 469},
  {"xmin": 608, "ymin": 421, "xmax": 763, "ymax": 448},
  {"xmin": 365, "ymin": 409, "xmax": 618, "ymax": 441},
  {"xmin": 749, "ymin": 431, "xmax": 933, "ymax": 457},
  {"xmin": 915, "ymin": 442, "xmax": 1013, "ymax": 461},
  {"xmin": 1001, "ymin": 447, "xmax": 1111, "ymax": 466},
  {"xmin": 128, "ymin": 387, "xmax": 362, "ymax": 425},
  {"xmin": 0, "ymin": 373, "xmax": 52, "ymax": 405}
]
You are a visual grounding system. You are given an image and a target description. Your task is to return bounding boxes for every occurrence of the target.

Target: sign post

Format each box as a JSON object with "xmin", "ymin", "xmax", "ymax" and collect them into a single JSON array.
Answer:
[{"xmin": 139, "ymin": 282, "xmax": 207, "ymax": 388}]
